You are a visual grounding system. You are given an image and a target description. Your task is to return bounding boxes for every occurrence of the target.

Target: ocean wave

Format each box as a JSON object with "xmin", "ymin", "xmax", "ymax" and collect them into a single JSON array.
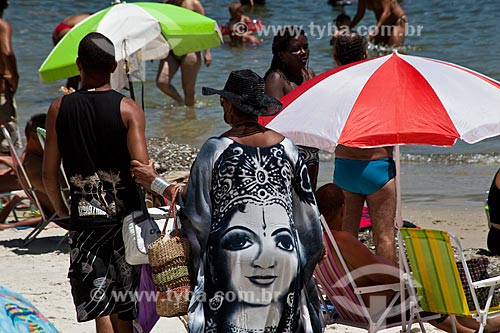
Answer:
[{"xmin": 318, "ymin": 151, "xmax": 500, "ymax": 164}]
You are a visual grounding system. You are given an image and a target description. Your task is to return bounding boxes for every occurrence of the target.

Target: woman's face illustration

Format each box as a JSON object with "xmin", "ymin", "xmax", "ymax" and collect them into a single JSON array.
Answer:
[{"xmin": 213, "ymin": 204, "xmax": 298, "ymax": 306}]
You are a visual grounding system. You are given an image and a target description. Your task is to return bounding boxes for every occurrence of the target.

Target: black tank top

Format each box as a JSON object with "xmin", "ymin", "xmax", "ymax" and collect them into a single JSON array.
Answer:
[
  {"xmin": 488, "ymin": 169, "xmax": 500, "ymax": 225},
  {"xmin": 56, "ymin": 89, "xmax": 140, "ymax": 229}
]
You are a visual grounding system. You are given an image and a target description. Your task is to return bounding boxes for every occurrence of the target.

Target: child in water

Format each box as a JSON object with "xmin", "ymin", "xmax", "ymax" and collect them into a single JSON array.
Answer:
[{"xmin": 222, "ymin": 1, "xmax": 261, "ymax": 45}]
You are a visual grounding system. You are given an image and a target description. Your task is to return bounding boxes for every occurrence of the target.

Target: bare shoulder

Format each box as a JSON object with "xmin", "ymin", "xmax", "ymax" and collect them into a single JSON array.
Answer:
[
  {"xmin": 48, "ymin": 96, "xmax": 63, "ymax": 114},
  {"xmin": 120, "ymin": 97, "xmax": 144, "ymax": 125},
  {"xmin": 266, "ymin": 70, "xmax": 283, "ymax": 82},
  {"xmin": 0, "ymin": 18, "xmax": 11, "ymax": 32},
  {"xmin": 120, "ymin": 97, "xmax": 143, "ymax": 115},
  {"xmin": 265, "ymin": 71, "xmax": 285, "ymax": 88},
  {"xmin": 495, "ymin": 169, "xmax": 500, "ymax": 189},
  {"xmin": 46, "ymin": 96, "xmax": 64, "ymax": 133},
  {"xmin": 266, "ymin": 128, "xmax": 286, "ymax": 142}
]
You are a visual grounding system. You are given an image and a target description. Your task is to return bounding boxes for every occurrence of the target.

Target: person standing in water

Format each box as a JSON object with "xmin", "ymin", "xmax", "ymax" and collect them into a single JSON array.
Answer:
[
  {"xmin": 0, "ymin": 0, "xmax": 19, "ymax": 152},
  {"xmin": 263, "ymin": 27, "xmax": 319, "ymax": 190},
  {"xmin": 349, "ymin": 0, "xmax": 408, "ymax": 47},
  {"xmin": 157, "ymin": 0, "xmax": 213, "ymax": 107}
]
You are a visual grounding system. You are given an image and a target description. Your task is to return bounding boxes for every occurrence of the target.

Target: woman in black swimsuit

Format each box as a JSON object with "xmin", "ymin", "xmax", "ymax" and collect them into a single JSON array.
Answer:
[{"xmin": 263, "ymin": 27, "xmax": 319, "ymax": 190}]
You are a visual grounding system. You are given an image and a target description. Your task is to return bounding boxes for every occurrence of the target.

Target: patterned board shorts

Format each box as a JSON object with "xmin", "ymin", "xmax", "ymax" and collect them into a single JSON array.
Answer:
[{"xmin": 68, "ymin": 225, "xmax": 140, "ymax": 322}]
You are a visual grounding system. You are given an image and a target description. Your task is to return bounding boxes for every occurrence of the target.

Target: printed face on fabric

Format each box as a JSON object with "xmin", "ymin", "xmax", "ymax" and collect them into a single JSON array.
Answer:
[
  {"xmin": 212, "ymin": 203, "xmax": 298, "ymax": 306},
  {"xmin": 204, "ymin": 142, "xmax": 302, "ymax": 331}
]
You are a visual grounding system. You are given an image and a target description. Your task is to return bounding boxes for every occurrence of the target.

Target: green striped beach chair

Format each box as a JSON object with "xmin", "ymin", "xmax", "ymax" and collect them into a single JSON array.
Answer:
[
  {"xmin": 398, "ymin": 228, "xmax": 500, "ymax": 333},
  {"xmin": 314, "ymin": 216, "xmax": 439, "ymax": 333}
]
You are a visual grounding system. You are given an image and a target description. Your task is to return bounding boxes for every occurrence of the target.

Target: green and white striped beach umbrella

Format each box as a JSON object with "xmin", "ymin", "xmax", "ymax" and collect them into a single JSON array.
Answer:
[{"xmin": 39, "ymin": 2, "xmax": 222, "ymax": 83}]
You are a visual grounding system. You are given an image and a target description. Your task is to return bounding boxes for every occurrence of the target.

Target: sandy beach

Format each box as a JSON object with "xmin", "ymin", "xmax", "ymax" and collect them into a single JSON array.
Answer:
[{"xmin": 0, "ymin": 202, "xmax": 488, "ymax": 333}]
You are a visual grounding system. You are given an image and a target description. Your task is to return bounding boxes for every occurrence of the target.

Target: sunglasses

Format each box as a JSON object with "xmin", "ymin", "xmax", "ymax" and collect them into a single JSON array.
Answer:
[{"xmin": 288, "ymin": 45, "xmax": 309, "ymax": 54}]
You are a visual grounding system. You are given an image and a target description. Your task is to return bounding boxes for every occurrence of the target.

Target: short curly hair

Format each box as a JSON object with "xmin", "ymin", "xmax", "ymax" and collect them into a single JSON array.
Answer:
[
  {"xmin": 78, "ymin": 32, "xmax": 115, "ymax": 73},
  {"xmin": 333, "ymin": 32, "xmax": 367, "ymax": 66}
]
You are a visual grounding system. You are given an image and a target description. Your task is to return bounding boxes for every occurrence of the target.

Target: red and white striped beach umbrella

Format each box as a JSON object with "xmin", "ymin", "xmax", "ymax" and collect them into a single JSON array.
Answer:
[
  {"xmin": 263, "ymin": 51, "xmax": 500, "ymax": 228},
  {"xmin": 264, "ymin": 51, "xmax": 500, "ymax": 152}
]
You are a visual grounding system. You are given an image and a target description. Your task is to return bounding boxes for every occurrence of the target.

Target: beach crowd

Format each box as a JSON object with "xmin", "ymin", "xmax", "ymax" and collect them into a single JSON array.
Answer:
[{"xmin": 1, "ymin": 0, "xmax": 500, "ymax": 333}]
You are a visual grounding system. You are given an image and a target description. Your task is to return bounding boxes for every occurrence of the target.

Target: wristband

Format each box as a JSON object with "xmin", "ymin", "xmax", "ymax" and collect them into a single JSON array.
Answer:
[
  {"xmin": 150, "ymin": 177, "xmax": 171, "ymax": 196},
  {"xmin": 177, "ymin": 184, "xmax": 185, "ymax": 206}
]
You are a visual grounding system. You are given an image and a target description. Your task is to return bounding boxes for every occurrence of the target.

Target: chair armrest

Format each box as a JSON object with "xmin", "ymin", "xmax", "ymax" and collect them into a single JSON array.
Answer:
[
  {"xmin": 472, "ymin": 275, "xmax": 500, "ymax": 289},
  {"xmin": 354, "ymin": 283, "xmax": 400, "ymax": 294}
]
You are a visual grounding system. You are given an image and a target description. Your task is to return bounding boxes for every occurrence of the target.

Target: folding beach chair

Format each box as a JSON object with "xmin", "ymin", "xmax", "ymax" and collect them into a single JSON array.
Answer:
[
  {"xmin": 398, "ymin": 228, "xmax": 500, "ymax": 333},
  {"xmin": 0, "ymin": 191, "xmax": 20, "ymax": 223},
  {"xmin": 1, "ymin": 125, "xmax": 68, "ymax": 245},
  {"xmin": 314, "ymin": 216, "xmax": 439, "ymax": 333},
  {"xmin": 36, "ymin": 127, "xmax": 71, "ymax": 211}
]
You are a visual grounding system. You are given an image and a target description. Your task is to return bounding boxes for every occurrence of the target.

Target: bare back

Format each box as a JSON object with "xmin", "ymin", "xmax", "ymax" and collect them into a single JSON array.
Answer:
[
  {"xmin": 366, "ymin": 0, "xmax": 405, "ymax": 24},
  {"xmin": 335, "ymin": 144, "xmax": 393, "ymax": 160}
]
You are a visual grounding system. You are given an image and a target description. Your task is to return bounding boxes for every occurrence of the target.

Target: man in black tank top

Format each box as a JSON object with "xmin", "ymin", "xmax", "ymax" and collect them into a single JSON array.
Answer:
[{"xmin": 43, "ymin": 32, "xmax": 149, "ymax": 332}]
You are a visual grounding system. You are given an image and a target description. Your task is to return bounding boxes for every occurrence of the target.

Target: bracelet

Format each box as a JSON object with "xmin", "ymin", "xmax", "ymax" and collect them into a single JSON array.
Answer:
[
  {"xmin": 150, "ymin": 177, "xmax": 171, "ymax": 196},
  {"xmin": 177, "ymin": 184, "xmax": 185, "ymax": 205}
]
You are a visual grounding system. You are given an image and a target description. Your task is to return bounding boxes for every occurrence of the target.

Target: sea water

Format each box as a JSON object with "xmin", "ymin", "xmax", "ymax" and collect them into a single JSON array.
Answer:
[{"xmin": 7, "ymin": 0, "xmax": 500, "ymax": 206}]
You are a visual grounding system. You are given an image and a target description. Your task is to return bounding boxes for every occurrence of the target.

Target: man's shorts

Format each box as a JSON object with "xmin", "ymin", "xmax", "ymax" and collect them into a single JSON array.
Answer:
[{"xmin": 68, "ymin": 224, "xmax": 140, "ymax": 322}]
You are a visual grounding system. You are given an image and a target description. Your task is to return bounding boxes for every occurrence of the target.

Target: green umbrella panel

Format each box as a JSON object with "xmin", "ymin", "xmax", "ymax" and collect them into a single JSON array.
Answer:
[{"xmin": 39, "ymin": 2, "xmax": 222, "ymax": 83}]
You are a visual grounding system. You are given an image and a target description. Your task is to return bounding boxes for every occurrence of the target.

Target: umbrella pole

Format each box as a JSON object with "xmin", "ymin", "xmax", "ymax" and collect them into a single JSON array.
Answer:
[
  {"xmin": 395, "ymin": 144, "xmax": 402, "ymax": 228},
  {"xmin": 124, "ymin": 58, "xmax": 135, "ymax": 101}
]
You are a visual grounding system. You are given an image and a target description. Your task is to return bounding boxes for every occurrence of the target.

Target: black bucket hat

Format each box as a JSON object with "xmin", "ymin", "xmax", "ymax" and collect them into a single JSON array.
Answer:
[{"xmin": 202, "ymin": 69, "xmax": 282, "ymax": 116}]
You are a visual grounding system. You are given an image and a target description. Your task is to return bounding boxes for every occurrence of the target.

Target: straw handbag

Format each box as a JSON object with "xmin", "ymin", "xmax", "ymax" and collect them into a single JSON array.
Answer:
[{"xmin": 147, "ymin": 185, "xmax": 191, "ymax": 317}]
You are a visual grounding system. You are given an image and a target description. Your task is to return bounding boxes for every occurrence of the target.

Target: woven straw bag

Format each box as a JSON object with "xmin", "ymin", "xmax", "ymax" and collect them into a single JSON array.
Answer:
[{"xmin": 147, "ymin": 185, "xmax": 191, "ymax": 317}]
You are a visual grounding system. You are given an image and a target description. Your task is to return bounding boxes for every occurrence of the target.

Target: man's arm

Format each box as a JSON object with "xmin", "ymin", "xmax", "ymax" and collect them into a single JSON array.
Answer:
[
  {"xmin": 0, "ymin": 20, "xmax": 18, "ymax": 94},
  {"xmin": 336, "ymin": 231, "xmax": 400, "ymax": 284},
  {"xmin": 43, "ymin": 97, "xmax": 69, "ymax": 217},
  {"xmin": 349, "ymin": 0, "xmax": 367, "ymax": 28},
  {"xmin": 120, "ymin": 98, "xmax": 149, "ymax": 165}
]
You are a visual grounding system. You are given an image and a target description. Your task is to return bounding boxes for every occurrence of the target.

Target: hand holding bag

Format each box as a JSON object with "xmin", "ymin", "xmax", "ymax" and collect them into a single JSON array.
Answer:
[
  {"xmin": 147, "ymin": 185, "xmax": 191, "ymax": 317},
  {"xmin": 122, "ymin": 189, "xmax": 164, "ymax": 265}
]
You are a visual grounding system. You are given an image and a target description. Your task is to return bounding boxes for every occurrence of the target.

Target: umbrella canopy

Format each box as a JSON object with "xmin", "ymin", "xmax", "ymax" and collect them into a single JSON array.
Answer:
[
  {"xmin": 39, "ymin": 2, "xmax": 222, "ymax": 83},
  {"xmin": 0, "ymin": 286, "xmax": 58, "ymax": 332},
  {"xmin": 264, "ymin": 51, "xmax": 500, "ymax": 227},
  {"xmin": 265, "ymin": 52, "xmax": 500, "ymax": 152}
]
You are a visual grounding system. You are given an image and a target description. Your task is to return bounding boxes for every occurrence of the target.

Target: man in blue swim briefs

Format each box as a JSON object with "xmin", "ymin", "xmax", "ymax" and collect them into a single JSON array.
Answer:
[{"xmin": 332, "ymin": 32, "xmax": 397, "ymax": 264}]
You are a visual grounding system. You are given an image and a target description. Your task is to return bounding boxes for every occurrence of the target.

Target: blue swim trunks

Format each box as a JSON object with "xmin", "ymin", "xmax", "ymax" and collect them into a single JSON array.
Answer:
[{"xmin": 334, "ymin": 157, "xmax": 396, "ymax": 195}]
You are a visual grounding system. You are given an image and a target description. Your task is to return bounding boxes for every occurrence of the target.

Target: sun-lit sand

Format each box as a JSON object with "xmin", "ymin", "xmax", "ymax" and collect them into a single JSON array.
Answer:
[{"xmin": 0, "ymin": 202, "xmax": 488, "ymax": 332}]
